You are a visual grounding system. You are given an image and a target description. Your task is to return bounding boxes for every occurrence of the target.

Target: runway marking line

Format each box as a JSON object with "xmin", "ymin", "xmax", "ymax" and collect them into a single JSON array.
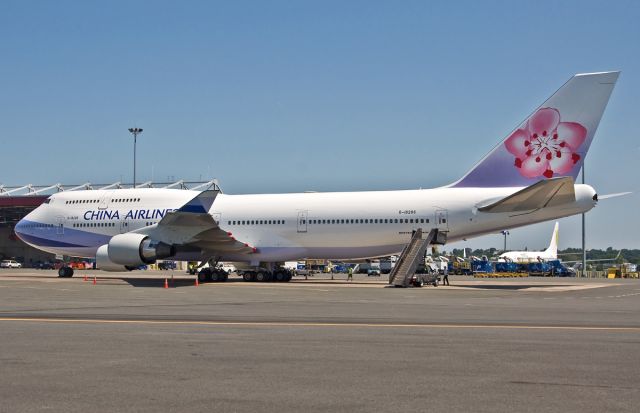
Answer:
[{"xmin": 0, "ymin": 317, "xmax": 638, "ymax": 332}]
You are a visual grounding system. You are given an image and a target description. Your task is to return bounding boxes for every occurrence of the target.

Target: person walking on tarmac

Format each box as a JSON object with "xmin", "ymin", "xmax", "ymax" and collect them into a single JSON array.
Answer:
[
  {"xmin": 443, "ymin": 265, "xmax": 450, "ymax": 286},
  {"xmin": 347, "ymin": 266, "xmax": 353, "ymax": 282}
]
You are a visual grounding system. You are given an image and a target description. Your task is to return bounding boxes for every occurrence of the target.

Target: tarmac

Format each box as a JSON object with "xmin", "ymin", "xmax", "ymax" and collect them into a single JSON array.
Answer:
[{"xmin": 0, "ymin": 269, "xmax": 638, "ymax": 413}]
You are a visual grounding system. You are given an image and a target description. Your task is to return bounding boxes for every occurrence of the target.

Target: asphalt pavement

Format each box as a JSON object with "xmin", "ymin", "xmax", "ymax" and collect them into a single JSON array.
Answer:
[{"xmin": 0, "ymin": 270, "xmax": 638, "ymax": 413}]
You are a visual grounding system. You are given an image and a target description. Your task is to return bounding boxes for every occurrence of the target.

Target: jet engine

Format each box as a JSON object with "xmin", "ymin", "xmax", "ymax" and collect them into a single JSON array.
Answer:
[
  {"xmin": 102, "ymin": 233, "xmax": 175, "ymax": 268},
  {"xmin": 95, "ymin": 244, "xmax": 129, "ymax": 272}
]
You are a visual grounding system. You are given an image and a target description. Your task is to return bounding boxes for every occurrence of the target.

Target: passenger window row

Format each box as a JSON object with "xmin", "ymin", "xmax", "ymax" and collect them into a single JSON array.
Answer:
[
  {"xmin": 225, "ymin": 218, "xmax": 431, "ymax": 226},
  {"xmin": 73, "ymin": 222, "xmax": 116, "ymax": 228},
  {"xmin": 65, "ymin": 198, "xmax": 142, "ymax": 205},
  {"xmin": 302, "ymin": 218, "xmax": 430, "ymax": 225},
  {"xmin": 111, "ymin": 198, "xmax": 141, "ymax": 203},
  {"xmin": 227, "ymin": 220, "xmax": 286, "ymax": 226},
  {"xmin": 23, "ymin": 223, "xmax": 54, "ymax": 228}
]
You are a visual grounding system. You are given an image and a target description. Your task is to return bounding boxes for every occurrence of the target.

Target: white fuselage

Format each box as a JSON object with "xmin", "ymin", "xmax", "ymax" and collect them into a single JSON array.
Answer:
[
  {"xmin": 16, "ymin": 185, "xmax": 597, "ymax": 263},
  {"xmin": 499, "ymin": 250, "xmax": 557, "ymax": 262}
]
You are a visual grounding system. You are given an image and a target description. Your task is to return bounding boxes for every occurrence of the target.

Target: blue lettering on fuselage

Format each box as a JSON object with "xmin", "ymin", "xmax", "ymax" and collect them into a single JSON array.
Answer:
[{"xmin": 83, "ymin": 209, "xmax": 172, "ymax": 221}]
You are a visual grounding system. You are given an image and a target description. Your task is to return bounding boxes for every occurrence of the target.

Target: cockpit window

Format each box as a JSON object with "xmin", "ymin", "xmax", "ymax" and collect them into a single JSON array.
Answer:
[{"xmin": 43, "ymin": 198, "xmax": 51, "ymax": 204}]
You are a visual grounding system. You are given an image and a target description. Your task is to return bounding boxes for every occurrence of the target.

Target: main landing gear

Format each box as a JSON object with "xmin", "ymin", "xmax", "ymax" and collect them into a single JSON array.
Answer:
[
  {"xmin": 194, "ymin": 265, "xmax": 294, "ymax": 284},
  {"xmin": 58, "ymin": 267, "xmax": 74, "ymax": 278},
  {"xmin": 240, "ymin": 269, "xmax": 293, "ymax": 283},
  {"xmin": 197, "ymin": 267, "xmax": 229, "ymax": 283}
]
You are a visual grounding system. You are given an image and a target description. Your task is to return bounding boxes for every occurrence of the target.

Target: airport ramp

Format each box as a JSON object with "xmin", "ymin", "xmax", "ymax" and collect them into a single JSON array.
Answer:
[{"xmin": 388, "ymin": 228, "xmax": 446, "ymax": 287}]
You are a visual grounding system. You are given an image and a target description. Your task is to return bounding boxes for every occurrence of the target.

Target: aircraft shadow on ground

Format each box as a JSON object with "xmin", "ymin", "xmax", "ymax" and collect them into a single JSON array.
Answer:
[
  {"xmin": 120, "ymin": 277, "xmax": 242, "ymax": 288},
  {"xmin": 460, "ymin": 284, "xmax": 569, "ymax": 290}
]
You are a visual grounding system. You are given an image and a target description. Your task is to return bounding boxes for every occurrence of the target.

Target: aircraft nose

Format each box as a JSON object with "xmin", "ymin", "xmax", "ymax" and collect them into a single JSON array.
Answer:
[{"xmin": 14, "ymin": 218, "xmax": 27, "ymax": 242}]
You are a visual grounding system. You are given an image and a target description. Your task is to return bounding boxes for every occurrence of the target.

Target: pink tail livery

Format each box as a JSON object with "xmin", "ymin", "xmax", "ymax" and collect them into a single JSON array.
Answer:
[{"xmin": 450, "ymin": 71, "xmax": 619, "ymax": 188}]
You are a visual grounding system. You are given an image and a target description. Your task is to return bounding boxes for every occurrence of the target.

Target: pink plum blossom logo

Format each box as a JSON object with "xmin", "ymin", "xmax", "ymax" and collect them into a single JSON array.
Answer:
[{"xmin": 504, "ymin": 107, "xmax": 587, "ymax": 179}]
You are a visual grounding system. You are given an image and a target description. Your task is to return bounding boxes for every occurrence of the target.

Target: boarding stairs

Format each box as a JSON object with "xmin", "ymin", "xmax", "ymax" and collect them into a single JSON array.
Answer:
[{"xmin": 388, "ymin": 228, "xmax": 446, "ymax": 287}]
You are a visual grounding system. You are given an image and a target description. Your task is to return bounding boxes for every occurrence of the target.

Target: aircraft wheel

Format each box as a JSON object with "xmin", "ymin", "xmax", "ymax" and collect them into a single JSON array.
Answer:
[
  {"xmin": 220, "ymin": 273, "xmax": 228, "ymax": 282},
  {"xmin": 284, "ymin": 273, "xmax": 292, "ymax": 282},
  {"xmin": 58, "ymin": 267, "xmax": 73, "ymax": 278},
  {"xmin": 211, "ymin": 272, "xmax": 220, "ymax": 282},
  {"xmin": 255, "ymin": 272, "xmax": 267, "ymax": 282},
  {"xmin": 197, "ymin": 270, "xmax": 207, "ymax": 283},
  {"xmin": 243, "ymin": 272, "xmax": 255, "ymax": 282},
  {"xmin": 274, "ymin": 271, "xmax": 286, "ymax": 282}
]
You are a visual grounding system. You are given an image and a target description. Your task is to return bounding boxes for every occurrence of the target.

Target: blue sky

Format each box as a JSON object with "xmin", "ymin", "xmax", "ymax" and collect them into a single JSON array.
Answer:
[{"xmin": 1, "ymin": 0, "xmax": 638, "ymax": 250}]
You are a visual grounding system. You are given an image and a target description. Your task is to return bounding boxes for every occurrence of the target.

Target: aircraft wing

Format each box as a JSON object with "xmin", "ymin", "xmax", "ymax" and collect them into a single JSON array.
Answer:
[
  {"xmin": 477, "ymin": 177, "xmax": 575, "ymax": 213},
  {"xmin": 133, "ymin": 190, "xmax": 257, "ymax": 254}
]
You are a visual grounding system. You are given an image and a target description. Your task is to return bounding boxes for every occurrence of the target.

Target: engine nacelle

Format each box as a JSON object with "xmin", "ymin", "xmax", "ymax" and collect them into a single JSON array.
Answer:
[
  {"xmin": 95, "ymin": 244, "xmax": 130, "ymax": 272},
  {"xmin": 107, "ymin": 233, "xmax": 175, "ymax": 266}
]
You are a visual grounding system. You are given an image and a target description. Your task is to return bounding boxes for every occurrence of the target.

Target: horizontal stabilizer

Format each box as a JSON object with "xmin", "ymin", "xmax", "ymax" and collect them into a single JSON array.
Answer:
[{"xmin": 478, "ymin": 177, "xmax": 575, "ymax": 213}]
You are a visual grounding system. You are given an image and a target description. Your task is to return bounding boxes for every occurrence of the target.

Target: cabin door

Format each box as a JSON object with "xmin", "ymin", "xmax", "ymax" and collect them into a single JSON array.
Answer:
[{"xmin": 297, "ymin": 211, "xmax": 308, "ymax": 233}]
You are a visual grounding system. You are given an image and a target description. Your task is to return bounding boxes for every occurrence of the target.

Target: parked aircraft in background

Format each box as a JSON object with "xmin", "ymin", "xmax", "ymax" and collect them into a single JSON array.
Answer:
[
  {"xmin": 15, "ymin": 72, "xmax": 624, "ymax": 281},
  {"xmin": 499, "ymin": 222, "xmax": 559, "ymax": 262}
]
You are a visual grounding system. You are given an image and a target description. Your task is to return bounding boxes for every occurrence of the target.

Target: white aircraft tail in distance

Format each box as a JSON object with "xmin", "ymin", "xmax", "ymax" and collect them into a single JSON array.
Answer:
[
  {"xmin": 499, "ymin": 222, "xmax": 559, "ymax": 263},
  {"xmin": 15, "ymin": 72, "xmax": 623, "ymax": 279}
]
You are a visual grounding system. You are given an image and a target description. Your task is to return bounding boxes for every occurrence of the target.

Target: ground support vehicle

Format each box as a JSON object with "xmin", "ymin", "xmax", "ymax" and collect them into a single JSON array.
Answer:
[
  {"xmin": 158, "ymin": 261, "xmax": 177, "ymax": 270},
  {"xmin": 449, "ymin": 261, "xmax": 472, "ymax": 275},
  {"xmin": 0, "ymin": 260, "xmax": 22, "ymax": 268},
  {"xmin": 410, "ymin": 271, "xmax": 439, "ymax": 287}
]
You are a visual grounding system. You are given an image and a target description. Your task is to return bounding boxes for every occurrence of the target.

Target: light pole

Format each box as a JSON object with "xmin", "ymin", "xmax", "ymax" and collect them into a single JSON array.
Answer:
[
  {"xmin": 581, "ymin": 163, "xmax": 586, "ymax": 277},
  {"xmin": 501, "ymin": 230, "xmax": 509, "ymax": 253},
  {"xmin": 128, "ymin": 128, "xmax": 143, "ymax": 187}
]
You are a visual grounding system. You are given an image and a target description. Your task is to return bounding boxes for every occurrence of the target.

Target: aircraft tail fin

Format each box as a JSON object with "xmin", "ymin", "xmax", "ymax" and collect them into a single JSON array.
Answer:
[
  {"xmin": 450, "ymin": 72, "xmax": 619, "ymax": 188},
  {"xmin": 545, "ymin": 222, "xmax": 559, "ymax": 258}
]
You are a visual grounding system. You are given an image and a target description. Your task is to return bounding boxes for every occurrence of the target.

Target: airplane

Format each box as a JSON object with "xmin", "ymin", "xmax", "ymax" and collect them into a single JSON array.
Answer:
[
  {"xmin": 498, "ymin": 222, "xmax": 559, "ymax": 262},
  {"xmin": 14, "ymin": 71, "xmax": 624, "ymax": 281}
]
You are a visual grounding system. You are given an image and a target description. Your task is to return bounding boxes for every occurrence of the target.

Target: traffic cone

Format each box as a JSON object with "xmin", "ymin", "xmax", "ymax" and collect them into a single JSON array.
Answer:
[
  {"xmin": 92, "ymin": 276, "xmax": 96, "ymax": 285},
  {"xmin": 164, "ymin": 278, "xmax": 169, "ymax": 289},
  {"xmin": 83, "ymin": 274, "xmax": 88, "ymax": 282},
  {"xmin": 195, "ymin": 277, "xmax": 199, "ymax": 286}
]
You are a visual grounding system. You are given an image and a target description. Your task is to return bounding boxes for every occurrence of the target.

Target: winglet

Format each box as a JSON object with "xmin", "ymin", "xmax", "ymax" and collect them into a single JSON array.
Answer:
[{"xmin": 178, "ymin": 190, "xmax": 218, "ymax": 214}]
